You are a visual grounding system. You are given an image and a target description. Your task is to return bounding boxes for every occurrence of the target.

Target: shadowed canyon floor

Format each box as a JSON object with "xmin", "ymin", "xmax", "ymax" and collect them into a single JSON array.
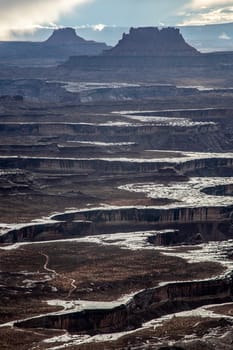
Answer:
[{"xmin": 1, "ymin": 81, "xmax": 233, "ymax": 350}]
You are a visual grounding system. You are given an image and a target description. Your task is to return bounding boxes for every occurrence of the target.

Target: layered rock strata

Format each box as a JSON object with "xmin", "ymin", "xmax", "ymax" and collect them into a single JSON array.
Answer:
[
  {"xmin": 15, "ymin": 274, "xmax": 233, "ymax": 334},
  {"xmin": 104, "ymin": 27, "xmax": 200, "ymax": 57}
]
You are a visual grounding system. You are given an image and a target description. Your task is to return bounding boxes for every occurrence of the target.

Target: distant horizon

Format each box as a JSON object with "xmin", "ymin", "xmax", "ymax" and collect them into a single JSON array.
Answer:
[
  {"xmin": 1, "ymin": 1, "xmax": 233, "ymax": 41},
  {"xmin": 0, "ymin": 21, "xmax": 232, "ymax": 53},
  {"xmin": 1, "ymin": 21, "xmax": 233, "ymax": 42}
]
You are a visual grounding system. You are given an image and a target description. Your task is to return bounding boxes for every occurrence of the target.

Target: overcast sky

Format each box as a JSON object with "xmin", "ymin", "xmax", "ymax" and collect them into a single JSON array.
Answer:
[{"xmin": 1, "ymin": 0, "xmax": 233, "ymax": 39}]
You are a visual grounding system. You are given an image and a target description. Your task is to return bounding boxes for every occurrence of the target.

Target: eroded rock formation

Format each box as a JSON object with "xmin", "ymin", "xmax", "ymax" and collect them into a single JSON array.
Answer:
[
  {"xmin": 1, "ymin": 204, "xmax": 233, "ymax": 244},
  {"xmin": 15, "ymin": 274, "xmax": 233, "ymax": 334},
  {"xmin": 104, "ymin": 27, "xmax": 200, "ymax": 57},
  {"xmin": 44, "ymin": 27, "xmax": 110, "ymax": 55},
  {"xmin": 0, "ymin": 221, "xmax": 93, "ymax": 244},
  {"xmin": 45, "ymin": 28, "xmax": 86, "ymax": 45},
  {"xmin": 0, "ymin": 27, "xmax": 110, "ymax": 63}
]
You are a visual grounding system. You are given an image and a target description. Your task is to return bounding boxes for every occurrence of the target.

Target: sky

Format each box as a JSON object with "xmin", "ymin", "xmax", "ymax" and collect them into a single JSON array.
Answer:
[{"xmin": 1, "ymin": 0, "xmax": 233, "ymax": 39}]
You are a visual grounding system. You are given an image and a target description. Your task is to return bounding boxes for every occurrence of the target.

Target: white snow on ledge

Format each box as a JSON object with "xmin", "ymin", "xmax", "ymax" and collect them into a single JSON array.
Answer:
[
  {"xmin": 0, "ymin": 150, "xmax": 233, "ymax": 163},
  {"xmin": 122, "ymin": 115, "xmax": 216, "ymax": 127},
  {"xmin": 119, "ymin": 177, "xmax": 233, "ymax": 208},
  {"xmin": 42, "ymin": 302, "xmax": 233, "ymax": 349},
  {"xmin": 68, "ymin": 141, "xmax": 136, "ymax": 146}
]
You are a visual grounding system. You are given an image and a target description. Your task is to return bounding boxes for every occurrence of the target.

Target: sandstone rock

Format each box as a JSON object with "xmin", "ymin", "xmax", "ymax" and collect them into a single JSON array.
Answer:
[
  {"xmin": 104, "ymin": 27, "xmax": 200, "ymax": 56},
  {"xmin": 0, "ymin": 27, "xmax": 110, "ymax": 62},
  {"xmin": 42, "ymin": 27, "xmax": 111, "ymax": 56},
  {"xmin": 45, "ymin": 27, "xmax": 86, "ymax": 45}
]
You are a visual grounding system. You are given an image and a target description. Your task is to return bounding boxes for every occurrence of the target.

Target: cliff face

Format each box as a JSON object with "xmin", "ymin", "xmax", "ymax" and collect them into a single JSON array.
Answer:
[
  {"xmin": 0, "ymin": 156, "xmax": 232, "ymax": 177},
  {"xmin": 0, "ymin": 119, "xmax": 227, "ymax": 153},
  {"xmin": 2, "ymin": 204, "xmax": 233, "ymax": 244},
  {"xmin": 15, "ymin": 274, "xmax": 233, "ymax": 333},
  {"xmin": 104, "ymin": 27, "xmax": 200, "ymax": 56},
  {"xmin": 0, "ymin": 221, "xmax": 93, "ymax": 244}
]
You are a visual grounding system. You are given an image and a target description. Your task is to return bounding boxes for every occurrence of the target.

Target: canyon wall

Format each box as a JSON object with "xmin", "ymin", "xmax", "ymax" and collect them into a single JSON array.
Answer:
[
  {"xmin": 1, "ymin": 205, "xmax": 233, "ymax": 244},
  {"xmin": 15, "ymin": 274, "xmax": 233, "ymax": 333},
  {"xmin": 0, "ymin": 156, "xmax": 232, "ymax": 177}
]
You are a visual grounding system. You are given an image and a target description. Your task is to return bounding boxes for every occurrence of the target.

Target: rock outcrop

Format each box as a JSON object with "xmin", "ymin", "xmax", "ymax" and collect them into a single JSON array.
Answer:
[
  {"xmin": 104, "ymin": 27, "xmax": 200, "ymax": 56},
  {"xmin": 0, "ymin": 28, "xmax": 110, "ymax": 62},
  {"xmin": 0, "ymin": 221, "xmax": 93, "ymax": 244},
  {"xmin": 45, "ymin": 27, "xmax": 86, "ymax": 45},
  {"xmin": 44, "ymin": 27, "xmax": 110, "ymax": 55}
]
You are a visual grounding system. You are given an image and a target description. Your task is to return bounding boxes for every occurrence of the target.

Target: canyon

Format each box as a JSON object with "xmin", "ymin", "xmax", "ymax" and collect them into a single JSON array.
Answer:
[{"xmin": 1, "ymin": 26, "xmax": 233, "ymax": 350}]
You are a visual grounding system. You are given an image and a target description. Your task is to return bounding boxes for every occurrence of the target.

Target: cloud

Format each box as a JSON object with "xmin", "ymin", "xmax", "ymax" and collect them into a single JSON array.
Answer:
[
  {"xmin": 190, "ymin": 0, "xmax": 233, "ymax": 8},
  {"xmin": 74, "ymin": 23, "xmax": 118, "ymax": 31},
  {"xmin": 0, "ymin": 0, "xmax": 93, "ymax": 39},
  {"xmin": 181, "ymin": 7, "xmax": 233, "ymax": 25},
  {"xmin": 219, "ymin": 31, "xmax": 231, "ymax": 39},
  {"xmin": 180, "ymin": 0, "xmax": 233, "ymax": 25},
  {"xmin": 93, "ymin": 24, "xmax": 106, "ymax": 31}
]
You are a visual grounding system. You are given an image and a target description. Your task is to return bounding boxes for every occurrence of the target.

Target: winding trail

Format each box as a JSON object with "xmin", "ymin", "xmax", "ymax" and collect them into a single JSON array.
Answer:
[
  {"xmin": 40, "ymin": 252, "xmax": 77, "ymax": 298},
  {"xmin": 40, "ymin": 252, "xmax": 57, "ymax": 278},
  {"xmin": 66, "ymin": 278, "xmax": 77, "ymax": 299}
]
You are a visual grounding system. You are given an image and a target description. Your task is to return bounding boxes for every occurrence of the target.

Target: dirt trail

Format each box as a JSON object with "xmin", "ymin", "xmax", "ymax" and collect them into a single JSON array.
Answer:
[
  {"xmin": 40, "ymin": 252, "xmax": 57, "ymax": 277},
  {"xmin": 40, "ymin": 252, "xmax": 77, "ymax": 298}
]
